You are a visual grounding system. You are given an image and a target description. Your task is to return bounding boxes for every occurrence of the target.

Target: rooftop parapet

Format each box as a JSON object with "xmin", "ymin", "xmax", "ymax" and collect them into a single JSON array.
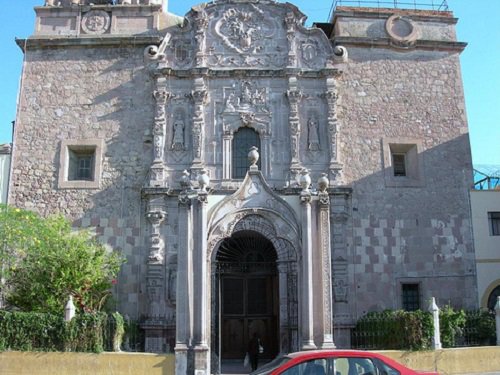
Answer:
[
  {"xmin": 26, "ymin": 0, "xmax": 174, "ymax": 41},
  {"xmin": 323, "ymin": 0, "xmax": 465, "ymax": 53}
]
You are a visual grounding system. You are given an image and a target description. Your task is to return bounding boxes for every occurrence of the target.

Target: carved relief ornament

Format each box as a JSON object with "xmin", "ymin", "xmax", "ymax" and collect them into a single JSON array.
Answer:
[
  {"xmin": 81, "ymin": 10, "xmax": 110, "ymax": 35},
  {"xmin": 214, "ymin": 5, "xmax": 276, "ymax": 54}
]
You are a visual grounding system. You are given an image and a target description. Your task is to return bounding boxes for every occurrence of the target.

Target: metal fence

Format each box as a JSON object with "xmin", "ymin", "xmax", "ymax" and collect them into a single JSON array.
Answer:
[{"xmin": 351, "ymin": 310, "xmax": 496, "ymax": 350}]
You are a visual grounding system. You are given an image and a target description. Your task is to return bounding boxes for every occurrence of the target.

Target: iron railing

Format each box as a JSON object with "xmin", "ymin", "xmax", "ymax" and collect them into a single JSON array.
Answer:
[
  {"xmin": 329, "ymin": 0, "xmax": 449, "ymax": 22},
  {"xmin": 473, "ymin": 168, "xmax": 500, "ymax": 190}
]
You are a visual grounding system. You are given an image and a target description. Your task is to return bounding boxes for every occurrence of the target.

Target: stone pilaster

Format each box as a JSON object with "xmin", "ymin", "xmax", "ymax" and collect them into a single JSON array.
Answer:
[
  {"xmin": 176, "ymin": 189, "xmax": 195, "ymax": 374},
  {"xmin": 143, "ymin": 195, "xmax": 168, "ymax": 353},
  {"xmin": 318, "ymin": 190, "xmax": 336, "ymax": 349},
  {"xmin": 190, "ymin": 79, "xmax": 208, "ymax": 172},
  {"xmin": 192, "ymin": 189, "xmax": 210, "ymax": 374},
  {"xmin": 149, "ymin": 89, "xmax": 171, "ymax": 187},
  {"xmin": 324, "ymin": 78, "xmax": 343, "ymax": 185},
  {"xmin": 299, "ymin": 173, "xmax": 316, "ymax": 350},
  {"xmin": 194, "ymin": 8, "xmax": 208, "ymax": 67},
  {"xmin": 331, "ymin": 192, "xmax": 353, "ymax": 348},
  {"xmin": 286, "ymin": 77, "xmax": 303, "ymax": 186}
]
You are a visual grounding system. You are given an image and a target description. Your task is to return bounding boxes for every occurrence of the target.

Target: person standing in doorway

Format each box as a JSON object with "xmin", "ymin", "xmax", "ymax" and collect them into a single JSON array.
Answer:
[{"xmin": 247, "ymin": 332, "xmax": 261, "ymax": 371}]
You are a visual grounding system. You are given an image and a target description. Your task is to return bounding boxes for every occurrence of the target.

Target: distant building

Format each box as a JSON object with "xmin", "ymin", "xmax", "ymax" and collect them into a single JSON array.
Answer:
[
  {"xmin": 0, "ymin": 144, "xmax": 11, "ymax": 204},
  {"xmin": 471, "ymin": 168, "xmax": 500, "ymax": 310},
  {"xmin": 10, "ymin": 0, "xmax": 476, "ymax": 373}
]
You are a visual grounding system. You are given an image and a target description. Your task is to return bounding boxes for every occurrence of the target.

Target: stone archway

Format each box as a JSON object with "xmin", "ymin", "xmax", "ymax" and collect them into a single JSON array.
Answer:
[{"xmin": 209, "ymin": 213, "xmax": 300, "ymax": 372}]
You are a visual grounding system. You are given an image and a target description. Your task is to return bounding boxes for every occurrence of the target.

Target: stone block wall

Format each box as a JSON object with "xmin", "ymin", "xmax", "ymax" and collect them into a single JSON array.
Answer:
[
  {"xmin": 9, "ymin": 44, "xmax": 157, "ymax": 318},
  {"xmin": 332, "ymin": 8, "xmax": 476, "ymax": 315}
]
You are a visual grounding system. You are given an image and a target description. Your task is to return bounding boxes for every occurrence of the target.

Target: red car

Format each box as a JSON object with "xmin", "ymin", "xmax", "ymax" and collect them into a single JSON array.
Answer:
[{"xmin": 250, "ymin": 350, "xmax": 439, "ymax": 375}]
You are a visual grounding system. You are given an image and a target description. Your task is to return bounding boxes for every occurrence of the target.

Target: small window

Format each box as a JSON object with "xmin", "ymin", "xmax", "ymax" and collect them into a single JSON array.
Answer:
[
  {"xmin": 392, "ymin": 153, "xmax": 406, "ymax": 177},
  {"xmin": 383, "ymin": 138, "xmax": 424, "ymax": 187},
  {"xmin": 402, "ymin": 283, "xmax": 420, "ymax": 311},
  {"xmin": 488, "ymin": 212, "xmax": 500, "ymax": 236},
  {"xmin": 58, "ymin": 139, "xmax": 103, "ymax": 189},
  {"xmin": 68, "ymin": 148, "xmax": 95, "ymax": 181}
]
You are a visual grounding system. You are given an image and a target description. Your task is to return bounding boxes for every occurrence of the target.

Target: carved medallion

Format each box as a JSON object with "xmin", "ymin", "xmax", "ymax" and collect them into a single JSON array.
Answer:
[
  {"xmin": 385, "ymin": 14, "xmax": 419, "ymax": 48},
  {"xmin": 214, "ymin": 5, "xmax": 275, "ymax": 54},
  {"xmin": 81, "ymin": 10, "xmax": 110, "ymax": 35}
]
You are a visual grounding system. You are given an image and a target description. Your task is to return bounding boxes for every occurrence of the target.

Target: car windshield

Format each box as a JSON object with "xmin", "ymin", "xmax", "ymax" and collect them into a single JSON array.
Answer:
[{"xmin": 250, "ymin": 355, "xmax": 292, "ymax": 374}]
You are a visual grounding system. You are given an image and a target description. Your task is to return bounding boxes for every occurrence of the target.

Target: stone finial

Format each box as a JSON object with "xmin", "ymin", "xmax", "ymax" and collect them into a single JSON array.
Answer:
[
  {"xmin": 317, "ymin": 173, "xmax": 329, "ymax": 193},
  {"xmin": 299, "ymin": 169, "xmax": 311, "ymax": 192},
  {"xmin": 65, "ymin": 295, "xmax": 76, "ymax": 322},
  {"xmin": 248, "ymin": 146, "xmax": 259, "ymax": 168},
  {"xmin": 198, "ymin": 169, "xmax": 210, "ymax": 192}
]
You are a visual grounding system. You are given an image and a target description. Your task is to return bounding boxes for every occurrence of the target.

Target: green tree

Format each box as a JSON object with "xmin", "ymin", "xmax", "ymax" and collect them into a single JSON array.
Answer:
[{"xmin": 0, "ymin": 204, "xmax": 124, "ymax": 314}]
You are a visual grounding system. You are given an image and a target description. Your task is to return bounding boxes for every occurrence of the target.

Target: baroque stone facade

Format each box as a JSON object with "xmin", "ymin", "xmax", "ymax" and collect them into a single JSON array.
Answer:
[{"xmin": 10, "ymin": 1, "xmax": 476, "ymax": 374}]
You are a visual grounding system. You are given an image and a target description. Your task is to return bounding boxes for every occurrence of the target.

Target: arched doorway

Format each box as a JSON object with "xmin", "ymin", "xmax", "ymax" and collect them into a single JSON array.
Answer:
[{"xmin": 215, "ymin": 230, "xmax": 279, "ymax": 361}]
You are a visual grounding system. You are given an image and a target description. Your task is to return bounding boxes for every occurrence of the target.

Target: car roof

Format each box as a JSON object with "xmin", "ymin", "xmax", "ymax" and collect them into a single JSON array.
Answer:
[{"xmin": 285, "ymin": 350, "xmax": 384, "ymax": 359}]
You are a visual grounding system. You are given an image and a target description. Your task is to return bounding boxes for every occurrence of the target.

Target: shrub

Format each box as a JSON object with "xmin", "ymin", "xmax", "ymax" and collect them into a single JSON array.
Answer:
[{"xmin": 0, "ymin": 310, "xmax": 124, "ymax": 353}]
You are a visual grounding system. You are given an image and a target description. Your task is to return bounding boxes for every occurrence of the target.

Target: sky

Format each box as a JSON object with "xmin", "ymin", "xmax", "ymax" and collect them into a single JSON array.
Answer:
[{"xmin": 0, "ymin": 0, "xmax": 498, "ymax": 167}]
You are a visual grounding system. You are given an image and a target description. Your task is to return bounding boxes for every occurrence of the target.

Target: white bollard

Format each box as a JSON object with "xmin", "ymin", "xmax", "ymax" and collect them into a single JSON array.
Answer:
[
  {"xmin": 429, "ymin": 297, "xmax": 442, "ymax": 350},
  {"xmin": 65, "ymin": 295, "xmax": 76, "ymax": 322},
  {"xmin": 495, "ymin": 296, "xmax": 500, "ymax": 346}
]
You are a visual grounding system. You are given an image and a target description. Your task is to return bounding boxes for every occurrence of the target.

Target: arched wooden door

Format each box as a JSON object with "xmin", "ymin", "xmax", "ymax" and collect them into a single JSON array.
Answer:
[{"xmin": 216, "ymin": 230, "xmax": 279, "ymax": 360}]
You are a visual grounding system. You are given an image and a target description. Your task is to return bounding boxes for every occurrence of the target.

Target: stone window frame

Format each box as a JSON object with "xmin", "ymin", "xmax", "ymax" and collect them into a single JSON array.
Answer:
[
  {"xmin": 58, "ymin": 139, "xmax": 104, "ymax": 189},
  {"xmin": 382, "ymin": 137, "xmax": 424, "ymax": 187}
]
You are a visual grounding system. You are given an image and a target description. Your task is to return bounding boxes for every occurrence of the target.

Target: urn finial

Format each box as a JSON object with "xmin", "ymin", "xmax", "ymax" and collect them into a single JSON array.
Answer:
[{"xmin": 248, "ymin": 146, "xmax": 259, "ymax": 167}]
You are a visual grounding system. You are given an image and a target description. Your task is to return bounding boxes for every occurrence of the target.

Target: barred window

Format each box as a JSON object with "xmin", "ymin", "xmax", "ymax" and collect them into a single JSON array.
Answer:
[
  {"xmin": 402, "ymin": 283, "xmax": 420, "ymax": 311},
  {"xmin": 232, "ymin": 127, "xmax": 260, "ymax": 179},
  {"xmin": 392, "ymin": 153, "xmax": 406, "ymax": 177}
]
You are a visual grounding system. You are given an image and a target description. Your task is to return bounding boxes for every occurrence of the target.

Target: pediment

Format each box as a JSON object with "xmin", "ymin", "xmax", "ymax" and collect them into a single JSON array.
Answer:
[
  {"xmin": 147, "ymin": 0, "xmax": 336, "ymax": 71},
  {"xmin": 208, "ymin": 168, "xmax": 299, "ymax": 233}
]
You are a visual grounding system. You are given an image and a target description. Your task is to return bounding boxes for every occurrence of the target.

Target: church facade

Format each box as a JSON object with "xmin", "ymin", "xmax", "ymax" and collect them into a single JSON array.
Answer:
[{"xmin": 9, "ymin": 0, "xmax": 476, "ymax": 373}]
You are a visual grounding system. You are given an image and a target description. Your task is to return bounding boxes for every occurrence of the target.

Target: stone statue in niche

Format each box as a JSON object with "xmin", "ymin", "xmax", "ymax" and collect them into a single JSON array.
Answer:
[
  {"xmin": 224, "ymin": 92, "xmax": 237, "ymax": 112},
  {"xmin": 307, "ymin": 116, "xmax": 320, "ymax": 151},
  {"xmin": 171, "ymin": 113, "xmax": 185, "ymax": 151}
]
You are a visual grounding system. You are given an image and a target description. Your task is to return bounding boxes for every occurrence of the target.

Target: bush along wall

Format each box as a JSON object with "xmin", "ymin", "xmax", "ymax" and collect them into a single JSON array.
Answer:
[{"xmin": 0, "ymin": 311, "xmax": 125, "ymax": 353}]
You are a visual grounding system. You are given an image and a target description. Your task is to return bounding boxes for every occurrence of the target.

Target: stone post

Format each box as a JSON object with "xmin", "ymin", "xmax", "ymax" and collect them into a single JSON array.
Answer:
[
  {"xmin": 318, "ymin": 174, "xmax": 335, "ymax": 349},
  {"xmin": 193, "ymin": 171, "xmax": 210, "ymax": 374},
  {"xmin": 429, "ymin": 297, "xmax": 442, "ymax": 350},
  {"xmin": 495, "ymin": 296, "xmax": 500, "ymax": 346},
  {"xmin": 299, "ymin": 169, "xmax": 316, "ymax": 350},
  {"xmin": 65, "ymin": 296, "xmax": 76, "ymax": 322}
]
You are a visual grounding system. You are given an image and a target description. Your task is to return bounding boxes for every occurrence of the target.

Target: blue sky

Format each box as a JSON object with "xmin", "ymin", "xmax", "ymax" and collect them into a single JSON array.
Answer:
[{"xmin": 0, "ymin": 0, "xmax": 498, "ymax": 166}]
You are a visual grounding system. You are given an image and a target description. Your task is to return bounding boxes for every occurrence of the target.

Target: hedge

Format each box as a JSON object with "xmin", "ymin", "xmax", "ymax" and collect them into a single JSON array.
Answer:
[{"xmin": 0, "ymin": 310, "xmax": 124, "ymax": 353}]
